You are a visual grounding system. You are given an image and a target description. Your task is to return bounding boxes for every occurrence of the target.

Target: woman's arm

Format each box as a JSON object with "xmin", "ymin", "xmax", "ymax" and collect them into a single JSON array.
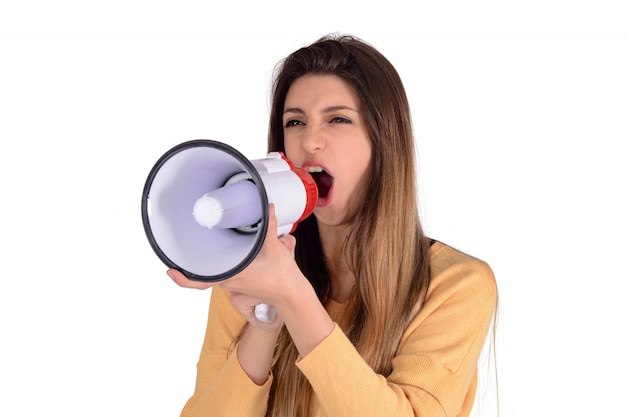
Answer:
[
  {"xmin": 179, "ymin": 287, "xmax": 275, "ymax": 417},
  {"xmin": 295, "ymin": 250, "xmax": 497, "ymax": 417},
  {"xmin": 236, "ymin": 314, "xmax": 282, "ymax": 385}
]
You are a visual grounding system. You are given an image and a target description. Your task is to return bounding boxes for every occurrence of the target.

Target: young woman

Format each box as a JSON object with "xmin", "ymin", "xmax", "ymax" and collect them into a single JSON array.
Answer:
[{"xmin": 167, "ymin": 34, "xmax": 497, "ymax": 417}]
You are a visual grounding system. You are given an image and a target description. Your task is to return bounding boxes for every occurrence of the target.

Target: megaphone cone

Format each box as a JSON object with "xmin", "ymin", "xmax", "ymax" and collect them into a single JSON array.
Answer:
[{"xmin": 141, "ymin": 140, "xmax": 318, "ymax": 322}]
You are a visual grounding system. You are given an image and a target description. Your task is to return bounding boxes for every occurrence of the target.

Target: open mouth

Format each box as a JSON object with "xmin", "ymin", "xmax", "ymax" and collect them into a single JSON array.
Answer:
[{"xmin": 306, "ymin": 166, "xmax": 333, "ymax": 203}]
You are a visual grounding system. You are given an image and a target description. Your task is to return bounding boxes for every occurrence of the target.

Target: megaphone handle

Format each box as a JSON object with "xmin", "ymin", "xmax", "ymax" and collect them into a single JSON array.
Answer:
[{"xmin": 254, "ymin": 303, "xmax": 277, "ymax": 323}]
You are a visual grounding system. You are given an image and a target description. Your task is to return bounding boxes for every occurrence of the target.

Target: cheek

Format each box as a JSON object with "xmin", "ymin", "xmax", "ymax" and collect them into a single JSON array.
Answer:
[
  {"xmin": 355, "ymin": 144, "xmax": 372, "ymax": 178},
  {"xmin": 353, "ymin": 150, "xmax": 373, "ymax": 191},
  {"xmin": 283, "ymin": 140, "xmax": 300, "ymax": 163}
]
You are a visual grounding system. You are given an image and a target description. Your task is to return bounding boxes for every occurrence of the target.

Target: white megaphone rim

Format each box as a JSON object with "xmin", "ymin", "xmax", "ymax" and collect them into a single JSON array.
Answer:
[{"xmin": 141, "ymin": 139, "xmax": 269, "ymax": 282}]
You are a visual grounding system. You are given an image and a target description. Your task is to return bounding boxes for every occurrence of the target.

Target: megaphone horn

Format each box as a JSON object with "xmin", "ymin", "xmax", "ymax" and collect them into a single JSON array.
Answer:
[{"xmin": 141, "ymin": 139, "xmax": 318, "ymax": 322}]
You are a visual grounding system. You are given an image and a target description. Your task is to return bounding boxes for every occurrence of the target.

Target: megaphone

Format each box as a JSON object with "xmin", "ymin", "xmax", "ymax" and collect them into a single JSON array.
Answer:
[{"xmin": 141, "ymin": 139, "xmax": 318, "ymax": 322}]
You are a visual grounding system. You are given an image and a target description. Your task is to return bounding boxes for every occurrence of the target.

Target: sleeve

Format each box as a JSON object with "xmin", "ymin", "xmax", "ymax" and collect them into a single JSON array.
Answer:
[
  {"xmin": 180, "ymin": 286, "xmax": 273, "ymax": 417},
  {"xmin": 295, "ymin": 256, "xmax": 497, "ymax": 417}
]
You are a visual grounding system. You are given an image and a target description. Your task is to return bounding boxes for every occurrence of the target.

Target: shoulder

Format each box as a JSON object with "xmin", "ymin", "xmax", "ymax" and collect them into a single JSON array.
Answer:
[
  {"xmin": 406, "ymin": 241, "xmax": 498, "ymax": 333},
  {"xmin": 428, "ymin": 240, "xmax": 497, "ymax": 301},
  {"xmin": 391, "ymin": 242, "xmax": 498, "ymax": 406}
]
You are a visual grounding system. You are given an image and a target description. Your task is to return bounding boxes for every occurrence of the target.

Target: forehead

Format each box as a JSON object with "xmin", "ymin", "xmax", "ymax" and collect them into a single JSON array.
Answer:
[{"xmin": 284, "ymin": 74, "xmax": 361, "ymax": 109}]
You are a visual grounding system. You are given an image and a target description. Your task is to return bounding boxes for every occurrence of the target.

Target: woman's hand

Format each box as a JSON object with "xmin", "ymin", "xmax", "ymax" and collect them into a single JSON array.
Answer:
[
  {"xmin": 217, "ymin": 204, "xmax": 302, "ymax": 329},
  {"xmin": 165, "ymin": 204, "xmax": 301, "ymax": 329},
  {"xmin": 167, "ymin": 204, "xmax": 333, "ymax": 357},
  {"xmin": 216, "ymin": 204, "xmax": 305, "ymax": 308},
  {"xmin": 229, "ymin": 291, "xmax": 284, "ymax": 331}
]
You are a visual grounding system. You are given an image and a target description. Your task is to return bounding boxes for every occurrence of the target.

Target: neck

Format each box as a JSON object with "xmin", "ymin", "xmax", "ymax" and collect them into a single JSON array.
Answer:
[{"xmin": 317, "ymin": 222, "xmax": 357, "ymax": 302}]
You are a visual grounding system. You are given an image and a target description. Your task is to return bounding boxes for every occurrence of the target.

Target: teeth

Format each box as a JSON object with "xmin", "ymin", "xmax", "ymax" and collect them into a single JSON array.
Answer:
[{"xmin": 306, "ymin": 166, "xmax": 324, "ymax": 173}]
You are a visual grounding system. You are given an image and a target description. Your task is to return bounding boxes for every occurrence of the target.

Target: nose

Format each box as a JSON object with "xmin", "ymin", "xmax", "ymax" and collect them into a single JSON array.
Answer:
[{"xmin": 300, "ymin": 124, "xmax": 325, "ymax": 154}]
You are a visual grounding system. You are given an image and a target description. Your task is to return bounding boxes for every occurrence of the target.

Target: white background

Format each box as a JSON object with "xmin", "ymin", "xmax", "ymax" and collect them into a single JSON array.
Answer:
[{"xmin": 1, "ymin": 0, "xmax": 624, "ymax": 415}]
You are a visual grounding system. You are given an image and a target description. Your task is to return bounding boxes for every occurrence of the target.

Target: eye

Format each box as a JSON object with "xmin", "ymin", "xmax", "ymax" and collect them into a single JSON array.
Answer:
[
  {"xmin": 284, "ymin": 119, "xmax": 304, "ymax": 128},
  {"xmin": 329, "ymin": 116, "xmax": 352, "ymax": 124}
]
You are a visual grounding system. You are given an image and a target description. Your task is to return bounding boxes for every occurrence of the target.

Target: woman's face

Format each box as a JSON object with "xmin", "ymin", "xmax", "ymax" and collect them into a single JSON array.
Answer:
[{"xmin": 283, "ymin": 74, "xmax": 372, "ymax": 227}]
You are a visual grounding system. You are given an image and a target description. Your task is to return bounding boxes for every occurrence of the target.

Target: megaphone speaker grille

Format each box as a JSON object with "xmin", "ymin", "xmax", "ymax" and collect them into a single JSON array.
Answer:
[{"xmin": 141, "ymin": 140, "xmax": 269, "ymax": 282}]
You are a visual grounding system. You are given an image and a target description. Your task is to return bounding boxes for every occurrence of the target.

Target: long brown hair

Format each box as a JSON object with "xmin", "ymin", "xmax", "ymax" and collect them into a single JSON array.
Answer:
[{"xmin": 261, "ymin": 34, "xmax": 431, "ymax": 416}]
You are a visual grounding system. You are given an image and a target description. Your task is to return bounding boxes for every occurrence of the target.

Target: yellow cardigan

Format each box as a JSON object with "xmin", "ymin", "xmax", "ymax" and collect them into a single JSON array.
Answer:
[{"xmin": 181, "ymin": 241, "xmax": 497, "ymax": 417}]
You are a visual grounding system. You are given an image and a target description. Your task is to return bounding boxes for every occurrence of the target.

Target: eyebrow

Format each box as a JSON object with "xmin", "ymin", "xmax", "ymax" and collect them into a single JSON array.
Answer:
[{"xmin": 283, "ymin": 105, "xmax": 360, "ymax": 115}]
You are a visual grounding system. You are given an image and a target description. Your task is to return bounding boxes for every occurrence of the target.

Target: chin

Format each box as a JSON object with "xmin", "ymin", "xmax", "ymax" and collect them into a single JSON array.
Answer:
[{"xmin": 313, "ymin": 206, "xmax": 355, "ymax": 228}]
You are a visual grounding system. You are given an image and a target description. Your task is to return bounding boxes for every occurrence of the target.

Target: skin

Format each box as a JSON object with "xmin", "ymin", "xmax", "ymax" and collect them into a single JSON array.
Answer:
[{"xmin": 167, "ymin": 74, "xmax": 373, "ymax": 385}]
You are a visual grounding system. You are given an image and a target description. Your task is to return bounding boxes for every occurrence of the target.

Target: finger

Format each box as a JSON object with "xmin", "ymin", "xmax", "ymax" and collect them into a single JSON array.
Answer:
[
  {"xmin": 167, "ymin": 269, "xmax": 215, "ymax": 290},
  {"xmin": 229, "ymin": 291, "xmax": 282, "ymax": 327},
  {"xmin": 267, "ymin": 203, "xmax": 296, "ymax": 252},
  {"xmin": 228, "ymin": 291, "xmax": 263, "ymax": 310},
  {"xmin": 278, "ymin": 233, "xmax": 296, "ymax": 253},
  {"xmin": 228, "ymin": 291, "xmax": 262, "ymax": 319},
  {"xmin": 266, "ymin": 203, "xmax": 278, "ymax": 238}
]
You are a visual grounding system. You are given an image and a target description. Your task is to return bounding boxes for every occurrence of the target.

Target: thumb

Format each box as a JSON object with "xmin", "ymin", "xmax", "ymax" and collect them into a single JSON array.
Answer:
[
  {"xmin": 278, "ymin": 233, "xmax": 296, "ymax": 253},
  {"xmin": 268, "ymin": 203, "xmax": 296, "ymax": 253}
]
